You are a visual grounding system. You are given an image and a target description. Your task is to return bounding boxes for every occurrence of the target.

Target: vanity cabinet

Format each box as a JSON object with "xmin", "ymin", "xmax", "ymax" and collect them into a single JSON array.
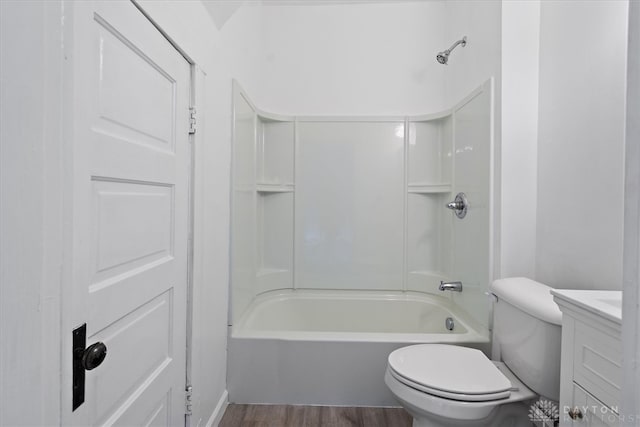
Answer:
[{"xmin": 551, "ymin": 290, "xmax": 622, "ymax": 427}]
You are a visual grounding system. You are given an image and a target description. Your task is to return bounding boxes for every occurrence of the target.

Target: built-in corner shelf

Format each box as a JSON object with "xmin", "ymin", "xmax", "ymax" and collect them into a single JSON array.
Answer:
[
  {"xmin": 256, "ymin": 183, "xmax": 295, "ymax": 193},
  {"xmin": 407, "ymin": 183, "xmax": 451, "ymax": 194}
]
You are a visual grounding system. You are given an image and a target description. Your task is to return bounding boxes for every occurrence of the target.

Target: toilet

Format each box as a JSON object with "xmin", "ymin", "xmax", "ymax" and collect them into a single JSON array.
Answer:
[{"xmin": 384, "ymin": 278, "xmax": 563, "ymax": 427}]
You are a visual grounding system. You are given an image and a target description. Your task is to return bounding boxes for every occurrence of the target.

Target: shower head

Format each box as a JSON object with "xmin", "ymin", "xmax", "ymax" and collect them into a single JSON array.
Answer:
[
  {"xmin": 436, "ymin": 36, "xmax": 467, "ymax": 65},
  {"xmin": 436, "ymin": 51, "xmax": 449, "ymax": 65}
]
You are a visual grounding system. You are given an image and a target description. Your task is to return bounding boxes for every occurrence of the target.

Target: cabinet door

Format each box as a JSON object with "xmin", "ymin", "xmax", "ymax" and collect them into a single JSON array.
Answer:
[{"xmin": 565, "ymin": 384, "xmax": 619, "ymax": 427}]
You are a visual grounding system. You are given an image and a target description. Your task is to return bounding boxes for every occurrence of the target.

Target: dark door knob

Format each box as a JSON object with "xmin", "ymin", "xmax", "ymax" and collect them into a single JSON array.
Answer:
[{"xmin": 82, "ymin": 342, "xmax": 107, "ymax": 371}]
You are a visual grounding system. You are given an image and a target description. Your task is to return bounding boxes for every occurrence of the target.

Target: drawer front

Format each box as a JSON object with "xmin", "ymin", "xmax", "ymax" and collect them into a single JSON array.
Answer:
[
  {"xmin": 572, "ymin": 322, "xmax": 621, "ymax": 410},
  {"xmin": 567, "ymin": 383, "xmax": 619, "ymax": 427}
]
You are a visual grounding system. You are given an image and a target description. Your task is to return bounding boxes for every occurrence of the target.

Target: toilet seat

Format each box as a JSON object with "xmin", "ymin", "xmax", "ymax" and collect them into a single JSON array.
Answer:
[
  {"xmin": 387, "ymin": 344, "xmax": 512, "ymax": 402},
  {"xmin": 388, "ymin": 367, "xmax": 511, "ymax": 402}
]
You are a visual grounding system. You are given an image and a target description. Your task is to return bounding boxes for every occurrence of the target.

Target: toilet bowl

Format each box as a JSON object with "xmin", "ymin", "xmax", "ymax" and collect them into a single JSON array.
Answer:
[
  {"xmin": 384, "ymin": 344, "xmax": 536, "ymax": 427},
  {"xmin": 384, "ymin": 278, "xmax": 563, "ymax": 427}
]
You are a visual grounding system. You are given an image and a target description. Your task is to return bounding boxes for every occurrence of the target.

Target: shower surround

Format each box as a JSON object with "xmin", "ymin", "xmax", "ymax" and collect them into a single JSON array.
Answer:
[{"xmin": 229, "ymin": 79, "xmax": 495, "ymax": 405}]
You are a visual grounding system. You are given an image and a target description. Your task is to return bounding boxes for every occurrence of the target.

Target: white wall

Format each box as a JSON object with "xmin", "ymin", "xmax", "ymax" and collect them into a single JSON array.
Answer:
[
  {"xmin": 535, "ymin": 0, "xmax": 628, "ymax": 290},
  {"xmin": 443, "ymin": 1, "xmax": 501, "ymax": 107},
  {"xmin": 500, "ymin": 1, "xmax": 540, "ymax": 279},
  {"xmin": 259, "ymin": 1, "xmax": 447, "ymax": 115},
  {"xmin": 622, "ymin": 0, "xmax": 640, "ymax": 420},
  {"xmin": 0, "ymin": 2, "xmax": 64, "ymax": 425}
]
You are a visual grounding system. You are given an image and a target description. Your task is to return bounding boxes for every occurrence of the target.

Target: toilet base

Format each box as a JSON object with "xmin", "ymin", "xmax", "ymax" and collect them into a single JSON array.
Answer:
[
  {"xmin": 384, "ymin": 365, "xmax": 538, "ymax": 427},
  {"xmin": 409, "ymin": 401, "xmax": 533, "ymax": 427}
]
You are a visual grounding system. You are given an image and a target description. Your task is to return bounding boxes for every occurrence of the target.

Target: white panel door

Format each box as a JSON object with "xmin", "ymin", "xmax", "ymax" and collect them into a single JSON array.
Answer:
[{"xmin": 64, "ymin": 2, "xmax": 190, "ymax": 425}]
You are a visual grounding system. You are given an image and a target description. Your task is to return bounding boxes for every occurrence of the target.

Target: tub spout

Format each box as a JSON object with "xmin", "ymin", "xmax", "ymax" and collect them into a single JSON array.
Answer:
[{"xmin": 439, "ymin": 281, "xmax": 463, "ymax": 292}]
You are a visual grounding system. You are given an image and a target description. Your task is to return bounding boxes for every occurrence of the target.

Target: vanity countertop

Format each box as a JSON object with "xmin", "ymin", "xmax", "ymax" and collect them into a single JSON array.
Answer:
[{"xmin": 550, "ymin": 289, "xmax": 622, "ymax": 325}]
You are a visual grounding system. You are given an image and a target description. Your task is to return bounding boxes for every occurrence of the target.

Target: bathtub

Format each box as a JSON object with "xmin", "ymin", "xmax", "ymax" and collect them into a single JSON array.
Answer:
[{"xmin": 228, "ymin": 290, "xmax": 489, "ymax": 406}]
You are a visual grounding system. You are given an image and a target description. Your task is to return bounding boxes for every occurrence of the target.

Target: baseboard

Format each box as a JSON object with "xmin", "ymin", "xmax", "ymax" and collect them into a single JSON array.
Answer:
[{"xmin": 206, "ymin": 390, "xmax": 229, "ymax": 427}]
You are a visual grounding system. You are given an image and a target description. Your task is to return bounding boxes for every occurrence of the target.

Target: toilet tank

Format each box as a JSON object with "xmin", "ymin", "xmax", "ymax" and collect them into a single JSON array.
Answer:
[{"xmin": 491, "ymin": 278, "xmax": 562, "ymax": 401}]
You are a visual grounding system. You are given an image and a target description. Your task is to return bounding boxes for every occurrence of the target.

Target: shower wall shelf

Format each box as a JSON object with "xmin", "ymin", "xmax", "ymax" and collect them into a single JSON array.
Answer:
[
  {"xmin": 256, "ymin": 184, "xmax": 295, "ymax": 193},
  {"xmin": 254, "ymin": 102, "xmax": 296, "ymax": 296},
  {"xmin": 407, "ymin": 184, "xmax": 451, "ymax": 194}
]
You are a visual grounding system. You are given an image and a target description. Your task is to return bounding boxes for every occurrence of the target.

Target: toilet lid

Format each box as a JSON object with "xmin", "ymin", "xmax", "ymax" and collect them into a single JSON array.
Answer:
[{"xmin": 388, "ymin": 344, "xmax": 512, "ymax": 401}]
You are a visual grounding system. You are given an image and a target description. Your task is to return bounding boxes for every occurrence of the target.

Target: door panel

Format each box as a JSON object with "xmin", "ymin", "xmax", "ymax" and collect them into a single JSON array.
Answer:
[
  {"xmin": 95, "ymin": 18, "xmax": 176, "ymax": 150},
  {"xmin": 66, "ymin": 2, "xmax": 190, "ymax": 425},
  {"xmin": 91, "ymin": 180, "xmax": 173, "ymax": 278},
  {"xmin": 89, "ymin": 291, "xmax": 173, "ymax": 424}
]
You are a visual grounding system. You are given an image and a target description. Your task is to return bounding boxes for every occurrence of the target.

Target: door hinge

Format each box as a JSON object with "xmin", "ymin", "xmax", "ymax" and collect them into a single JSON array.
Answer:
[
  {"xmin": 185, "ymin": 385, "xmax": 193, "ymax": 416},
  {"xmin": 189, "ymin": 107, "xmax": 197, "ymax": 135}
]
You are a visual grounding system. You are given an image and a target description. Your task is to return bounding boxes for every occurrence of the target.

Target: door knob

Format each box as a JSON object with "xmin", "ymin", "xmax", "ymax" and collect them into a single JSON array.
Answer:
[
  {"xmin": 446, "ymin": 192, "xmax": 468, "ymax": 219},
  {"xmin": 82, "ymin": 342, "xmax": 107, "ymax": 371},
  {"xmin": 73, "ymin": 324, "xmax": 108, "ymax": 410}
]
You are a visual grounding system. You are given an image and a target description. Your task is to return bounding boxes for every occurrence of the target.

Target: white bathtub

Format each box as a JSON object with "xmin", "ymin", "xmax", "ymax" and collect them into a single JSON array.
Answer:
[
  {"xmin": 228, "ymin": 290, "xmax": 489, "ymax": 406},
  {"xmin": 233, "ymin": 289, "xmax": 487, "ymax": 342}
]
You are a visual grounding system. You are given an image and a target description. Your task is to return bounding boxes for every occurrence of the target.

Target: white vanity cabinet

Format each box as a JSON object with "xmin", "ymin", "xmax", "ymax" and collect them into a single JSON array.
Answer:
[{"xmin": 551, "ymin": 290, "xmax": 623, "ymax": 427}]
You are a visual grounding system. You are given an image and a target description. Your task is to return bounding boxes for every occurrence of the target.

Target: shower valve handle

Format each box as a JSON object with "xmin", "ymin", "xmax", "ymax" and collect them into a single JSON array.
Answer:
[{"xmin": 446, "ymin": 193, "xmax": 468, "ymax": 219}]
